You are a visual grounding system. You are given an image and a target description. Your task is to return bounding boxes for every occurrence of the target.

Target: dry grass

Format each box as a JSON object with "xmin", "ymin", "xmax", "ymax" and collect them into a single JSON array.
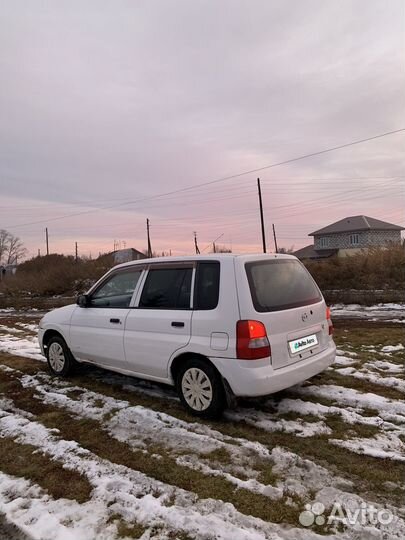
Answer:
[
  {"xmin": 334, "ymin": 323, "xmax": 405, "ymax": 350},
  {"xmin": 316, "ymin": 369, "xmax": 404, "ymax": 400},
  {"xmin": 0, "ymin": 318, "xmax": 404, "ymax": 522},
  {"xmin": 0, "ymin": 253, "xmax": 114, "ymax": 298},
  {"xmin": 0, "ymin": 362, "xmax": 303, "ymax": 525},
  {"xmin": 0, "ymin": 436, "xmax": 92, "ymax": 502},
  {"xmin": 304, "ymin": 245, "xmax": 405, "ymax": 295},
  {"xmin": 1, "ymin": 349, "xmax": 403, "ymax": 508},
  {"xmin": 107, "ymin": 515, "xmax": 147, "ymax": 539}
]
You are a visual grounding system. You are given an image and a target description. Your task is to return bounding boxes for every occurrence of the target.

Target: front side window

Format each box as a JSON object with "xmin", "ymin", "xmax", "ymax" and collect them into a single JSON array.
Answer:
[
  {"xmin": 139, "ymin": 267, "xmax": 192, "ymax": 309},
  {"xmin": 246, "ymin": 259, "xmax": 322, "ymax": 312},
  {"xmin": 90, "ymin": 270, "xmax": 142, "ymax": 308}
]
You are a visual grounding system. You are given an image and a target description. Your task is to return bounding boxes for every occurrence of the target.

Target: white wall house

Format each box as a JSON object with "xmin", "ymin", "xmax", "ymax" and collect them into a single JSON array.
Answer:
[
  {"xmin": 294, "ymin": 215, "xmax": 404, "ymax": 260},
  {"xmin": 113, "ymin": 248, "xmax": 146, "ymax": 265}
]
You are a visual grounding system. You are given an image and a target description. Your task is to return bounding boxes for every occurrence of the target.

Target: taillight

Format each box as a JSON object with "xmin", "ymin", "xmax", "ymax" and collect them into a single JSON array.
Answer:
[
  {"xmin": 326, "ymin": 306, "xmax": 333, "ymax": 335},
  {"xmin": 236, "ymin": 320, "xmax": 271, "ymax": 360}
]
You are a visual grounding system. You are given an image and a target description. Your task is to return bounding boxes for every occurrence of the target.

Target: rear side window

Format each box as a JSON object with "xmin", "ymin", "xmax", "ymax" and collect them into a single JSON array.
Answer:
[
  {"xmin": 139, "ymin": 267, "xmax": 192, "ymax": 309},
  {"xmin": 194, "ymin": 262, "xmax": 220, "ymax": 310},
  {"xmin": 245, "ymin": 259, "xmax": 321, "ymax": 312}
]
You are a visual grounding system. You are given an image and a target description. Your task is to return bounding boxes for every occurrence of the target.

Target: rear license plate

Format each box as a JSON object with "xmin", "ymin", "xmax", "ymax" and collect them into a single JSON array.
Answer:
[{"xmin": 289, "ymin": 334, "xmax": 318, "ymax": 354}]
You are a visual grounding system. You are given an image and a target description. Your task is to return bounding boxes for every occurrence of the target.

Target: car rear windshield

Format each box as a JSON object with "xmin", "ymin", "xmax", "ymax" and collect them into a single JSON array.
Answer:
[{"xmin": 245, "ymin": 259, "xmax": 322, "ymax": 312}]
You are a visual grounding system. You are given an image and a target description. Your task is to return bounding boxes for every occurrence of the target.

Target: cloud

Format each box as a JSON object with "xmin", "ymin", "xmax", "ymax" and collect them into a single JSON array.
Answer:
[{"xmin": 1, "ymin": 0, "xmax": 404, "ymax": 255}]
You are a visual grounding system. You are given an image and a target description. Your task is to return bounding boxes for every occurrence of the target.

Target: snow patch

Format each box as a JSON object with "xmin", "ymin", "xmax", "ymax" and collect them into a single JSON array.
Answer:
[
  {"xmin": 227, "ymin": 409, "xmax": 332, "ymax": 438},
  {"xmin": 381, "ymin": 344, "xmax": 404, "ymax": 353},
  {"xmin": 331, "ymin": 433, "xmax": 405, "ymax": 462}
]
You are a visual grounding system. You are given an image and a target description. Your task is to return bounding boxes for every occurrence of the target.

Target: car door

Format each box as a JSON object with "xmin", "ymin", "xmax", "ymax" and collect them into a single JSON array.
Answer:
[
  {"xmin": 70, "ymin": 267, "xmax": 143, "ymax": 370},
  {"xmin": 124, "ymin": 263, "xmax": 193, "ymax": 380}
]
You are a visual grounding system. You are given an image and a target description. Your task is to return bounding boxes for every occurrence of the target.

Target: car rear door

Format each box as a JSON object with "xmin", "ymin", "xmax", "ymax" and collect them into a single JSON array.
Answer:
[
  {"xmin": 124, "ymin": 262, "xmax": 193, "ymax": 379},
  {"xmin": 237, "ymin": 257, "xmax": 330, "ymax": 369}
]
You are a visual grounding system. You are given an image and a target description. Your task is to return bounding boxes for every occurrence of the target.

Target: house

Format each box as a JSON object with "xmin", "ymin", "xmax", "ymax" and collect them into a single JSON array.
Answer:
[
  {"xmin": 294, "ymin": 215, "xmax": 404, "ymax": 260},
  {"xmin": 0, "ymin": 264, "xmax": 18, "ymax": 279},
  {"xmin": 113, "ymin": 248, "xmax": 147, "ymax": 264}
]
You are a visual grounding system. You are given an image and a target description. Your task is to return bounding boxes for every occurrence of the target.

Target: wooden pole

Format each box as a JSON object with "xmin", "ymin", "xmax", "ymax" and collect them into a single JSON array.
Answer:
[
  {"xmin": 272, "ymin": 223, "xmax": 279, "ymax": 253},
  {"xmin": 257, "ymin": 178, "xmax": 266, "ymax": 253}
]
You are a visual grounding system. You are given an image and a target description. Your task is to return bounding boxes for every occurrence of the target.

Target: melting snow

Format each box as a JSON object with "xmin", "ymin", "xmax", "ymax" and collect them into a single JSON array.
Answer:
[
  {"xmin": 0, "ymin": 309, "xmax": 404, "ymax": 539},
  {"xmin": 381, "ymin": 344, "xmax": 404, "ymax": 352},
  {"xmin": 330, "ymin": 433, "xmax": 405, "ymax": 462},
  {"xmin": 331, "ymin": 303, "xmax": 405, "ymax": 322}
]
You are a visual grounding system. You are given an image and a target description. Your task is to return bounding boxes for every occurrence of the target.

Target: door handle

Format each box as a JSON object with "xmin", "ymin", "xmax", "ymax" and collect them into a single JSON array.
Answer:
[
  {"xmin": 171, "ymin": 321, "xmax": 185, "ymax": 328},
  {"xmin": 110, "ymin": 318, "xmax": 121, "ymax": 324}
]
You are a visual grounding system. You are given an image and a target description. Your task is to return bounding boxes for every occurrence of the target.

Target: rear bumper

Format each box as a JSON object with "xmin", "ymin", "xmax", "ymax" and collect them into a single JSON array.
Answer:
[{"xmin": 210, "ymin": 342, "xmax": 336, "ymax": 397}]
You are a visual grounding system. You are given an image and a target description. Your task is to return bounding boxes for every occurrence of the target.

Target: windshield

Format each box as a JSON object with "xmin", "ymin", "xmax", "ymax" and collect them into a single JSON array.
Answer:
[{"xmin": 245, "ymin": 259, "xmax": 322, "ymax": 312}]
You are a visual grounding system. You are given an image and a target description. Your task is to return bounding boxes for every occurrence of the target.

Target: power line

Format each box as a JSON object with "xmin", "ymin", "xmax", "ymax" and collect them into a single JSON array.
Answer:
[
  {"xmin": 262, "ymin": 179, "xmax": 402, "ymax": 213},
  {"xmin": 36, "ymin": 183, "xmax": 403, "ymax": 237},
  {"xmin": 35, "ymin": 177, "xmax": 405, "ymax": 215},
  {"xmin": 3, "ymin": 180, "xmax": 403, "ymax": 227},
  {"xmin": 2, "ymin": 178, "xmax": 403, "ymax": 216},
  {"xmin": 275, "ymin": 189, "xmax": 403, "ymax": 221},
  {"xmin": 201, "ymin": 233, "xmax": 224, "ymax": 253},
  {"xmin": 1, "ymin": 175, "xmax": 403, "ymax": 212},
  {"xmin": 4, "ymin": 128, "xmax": 405, "ymax": 230}
]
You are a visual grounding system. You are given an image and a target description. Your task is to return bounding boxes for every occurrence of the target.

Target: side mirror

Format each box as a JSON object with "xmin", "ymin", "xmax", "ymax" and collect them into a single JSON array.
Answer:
[{"xmin": 76, "ymin": 294, "xmax": 90, "ymax": 308}]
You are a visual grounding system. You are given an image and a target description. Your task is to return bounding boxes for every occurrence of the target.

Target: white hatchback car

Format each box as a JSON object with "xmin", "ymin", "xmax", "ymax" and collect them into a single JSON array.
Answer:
[{"xmin": 39, "ymin": 254, "xmax": 335, "ymax": 417}]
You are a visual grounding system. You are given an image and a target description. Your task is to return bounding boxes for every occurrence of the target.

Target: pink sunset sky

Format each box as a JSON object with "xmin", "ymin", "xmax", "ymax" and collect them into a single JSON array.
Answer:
[{"xmin": 1, "ymin": 1, "xmax": 404, "ymax": 259}]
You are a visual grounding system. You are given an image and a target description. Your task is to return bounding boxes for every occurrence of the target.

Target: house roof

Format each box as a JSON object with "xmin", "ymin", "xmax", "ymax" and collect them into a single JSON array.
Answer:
[
  {"xmin": 293, "ymin": 244, "xmax": 338, "ymax": 259},
  {"xmin": 114, "ymin": 248, "xmax": 145, "ymax": 256},
  {"xmin": 310, "ymin": 215, "xmax": 405, "ymax": 236}
]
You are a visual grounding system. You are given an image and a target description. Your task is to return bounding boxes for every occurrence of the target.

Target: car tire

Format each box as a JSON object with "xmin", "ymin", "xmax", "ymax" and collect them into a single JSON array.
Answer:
[
  {"xmin": 46, "ymin": 335, "xmax": 76, "ymax": 377},
  {"xmin": 176, "ymin": 357, "xmax": 226, "ymax": 418}
]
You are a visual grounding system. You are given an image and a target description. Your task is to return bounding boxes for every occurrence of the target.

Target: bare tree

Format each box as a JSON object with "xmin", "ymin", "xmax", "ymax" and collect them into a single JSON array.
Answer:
[
  {"xmin": 0, "ymin": 230, "xmax": 9, "ymax": 263},
  {"xmin": 0, "ymin": 229, "xmax": 27, "ymax": 265}
]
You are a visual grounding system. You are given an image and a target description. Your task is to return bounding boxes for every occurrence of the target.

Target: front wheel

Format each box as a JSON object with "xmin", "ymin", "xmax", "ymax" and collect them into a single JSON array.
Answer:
[
  {"xmin": 176, "ymin": 357, "xmax": 226, "ymax": 418},
  {"xmin": 46, "ymin": 336, "xmax": 76, "ymax": 377}
]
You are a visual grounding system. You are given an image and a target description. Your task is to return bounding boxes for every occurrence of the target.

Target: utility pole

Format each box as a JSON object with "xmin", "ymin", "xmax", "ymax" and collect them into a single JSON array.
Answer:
[
  {"xmin": 75, "ymin": 242, "xmax": 78, "ymax": 262},
  {"xmin": 45, "ymin": 228, "xmax": 49, "ymax": 256},
  {"xmin": 257, "ymin": 178, "xmax": 266, "ymax": 253},
  {"xmin": 194, "ymin": 231, "xmax": 200, "ymax": 254},
  {"xmin": 146, "ymin": 218, "xmax": 152, "ymax": 257},
  {"xmin": 213, "ymin": 242, "xmax": 216, "ymax": 253},
  {"xmin": 272, "ymin": 223, "xmax": 279, "ymax": 253}
]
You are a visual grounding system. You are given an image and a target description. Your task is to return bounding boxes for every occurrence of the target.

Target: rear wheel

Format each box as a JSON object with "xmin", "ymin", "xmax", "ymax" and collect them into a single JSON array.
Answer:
[
  {"xmin": 176, "ymin": 357, "xmax": 226, "ymax": 418},
  {"xmin": 46, "ymin": 336, "xmax": 76, "ymax": 377}
]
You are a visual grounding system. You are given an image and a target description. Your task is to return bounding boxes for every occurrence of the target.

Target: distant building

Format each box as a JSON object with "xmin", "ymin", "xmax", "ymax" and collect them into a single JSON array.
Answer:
[
  {"xmin": 0, "ymin": 264, "xmax": 17, "ymax": 279},
  {"xmin": 294, "ymin": 215, "xmax": 404, "ymax": 260},
  {"xmin": 113, "ymin": 248, "xmax": 146, "ymax": 264}
]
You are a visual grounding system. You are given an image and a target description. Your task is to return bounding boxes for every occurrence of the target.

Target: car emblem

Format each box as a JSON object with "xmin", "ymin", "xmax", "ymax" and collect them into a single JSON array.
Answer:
[{"xmin": 301, "ymin": 313, "xmax": 308, "ymax": 322}]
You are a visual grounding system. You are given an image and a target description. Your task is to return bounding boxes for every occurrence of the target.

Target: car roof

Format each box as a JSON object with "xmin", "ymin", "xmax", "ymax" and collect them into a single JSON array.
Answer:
[{"xmin": 113, "ymin": 252, "xmax": 297, "ymax": 271}]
